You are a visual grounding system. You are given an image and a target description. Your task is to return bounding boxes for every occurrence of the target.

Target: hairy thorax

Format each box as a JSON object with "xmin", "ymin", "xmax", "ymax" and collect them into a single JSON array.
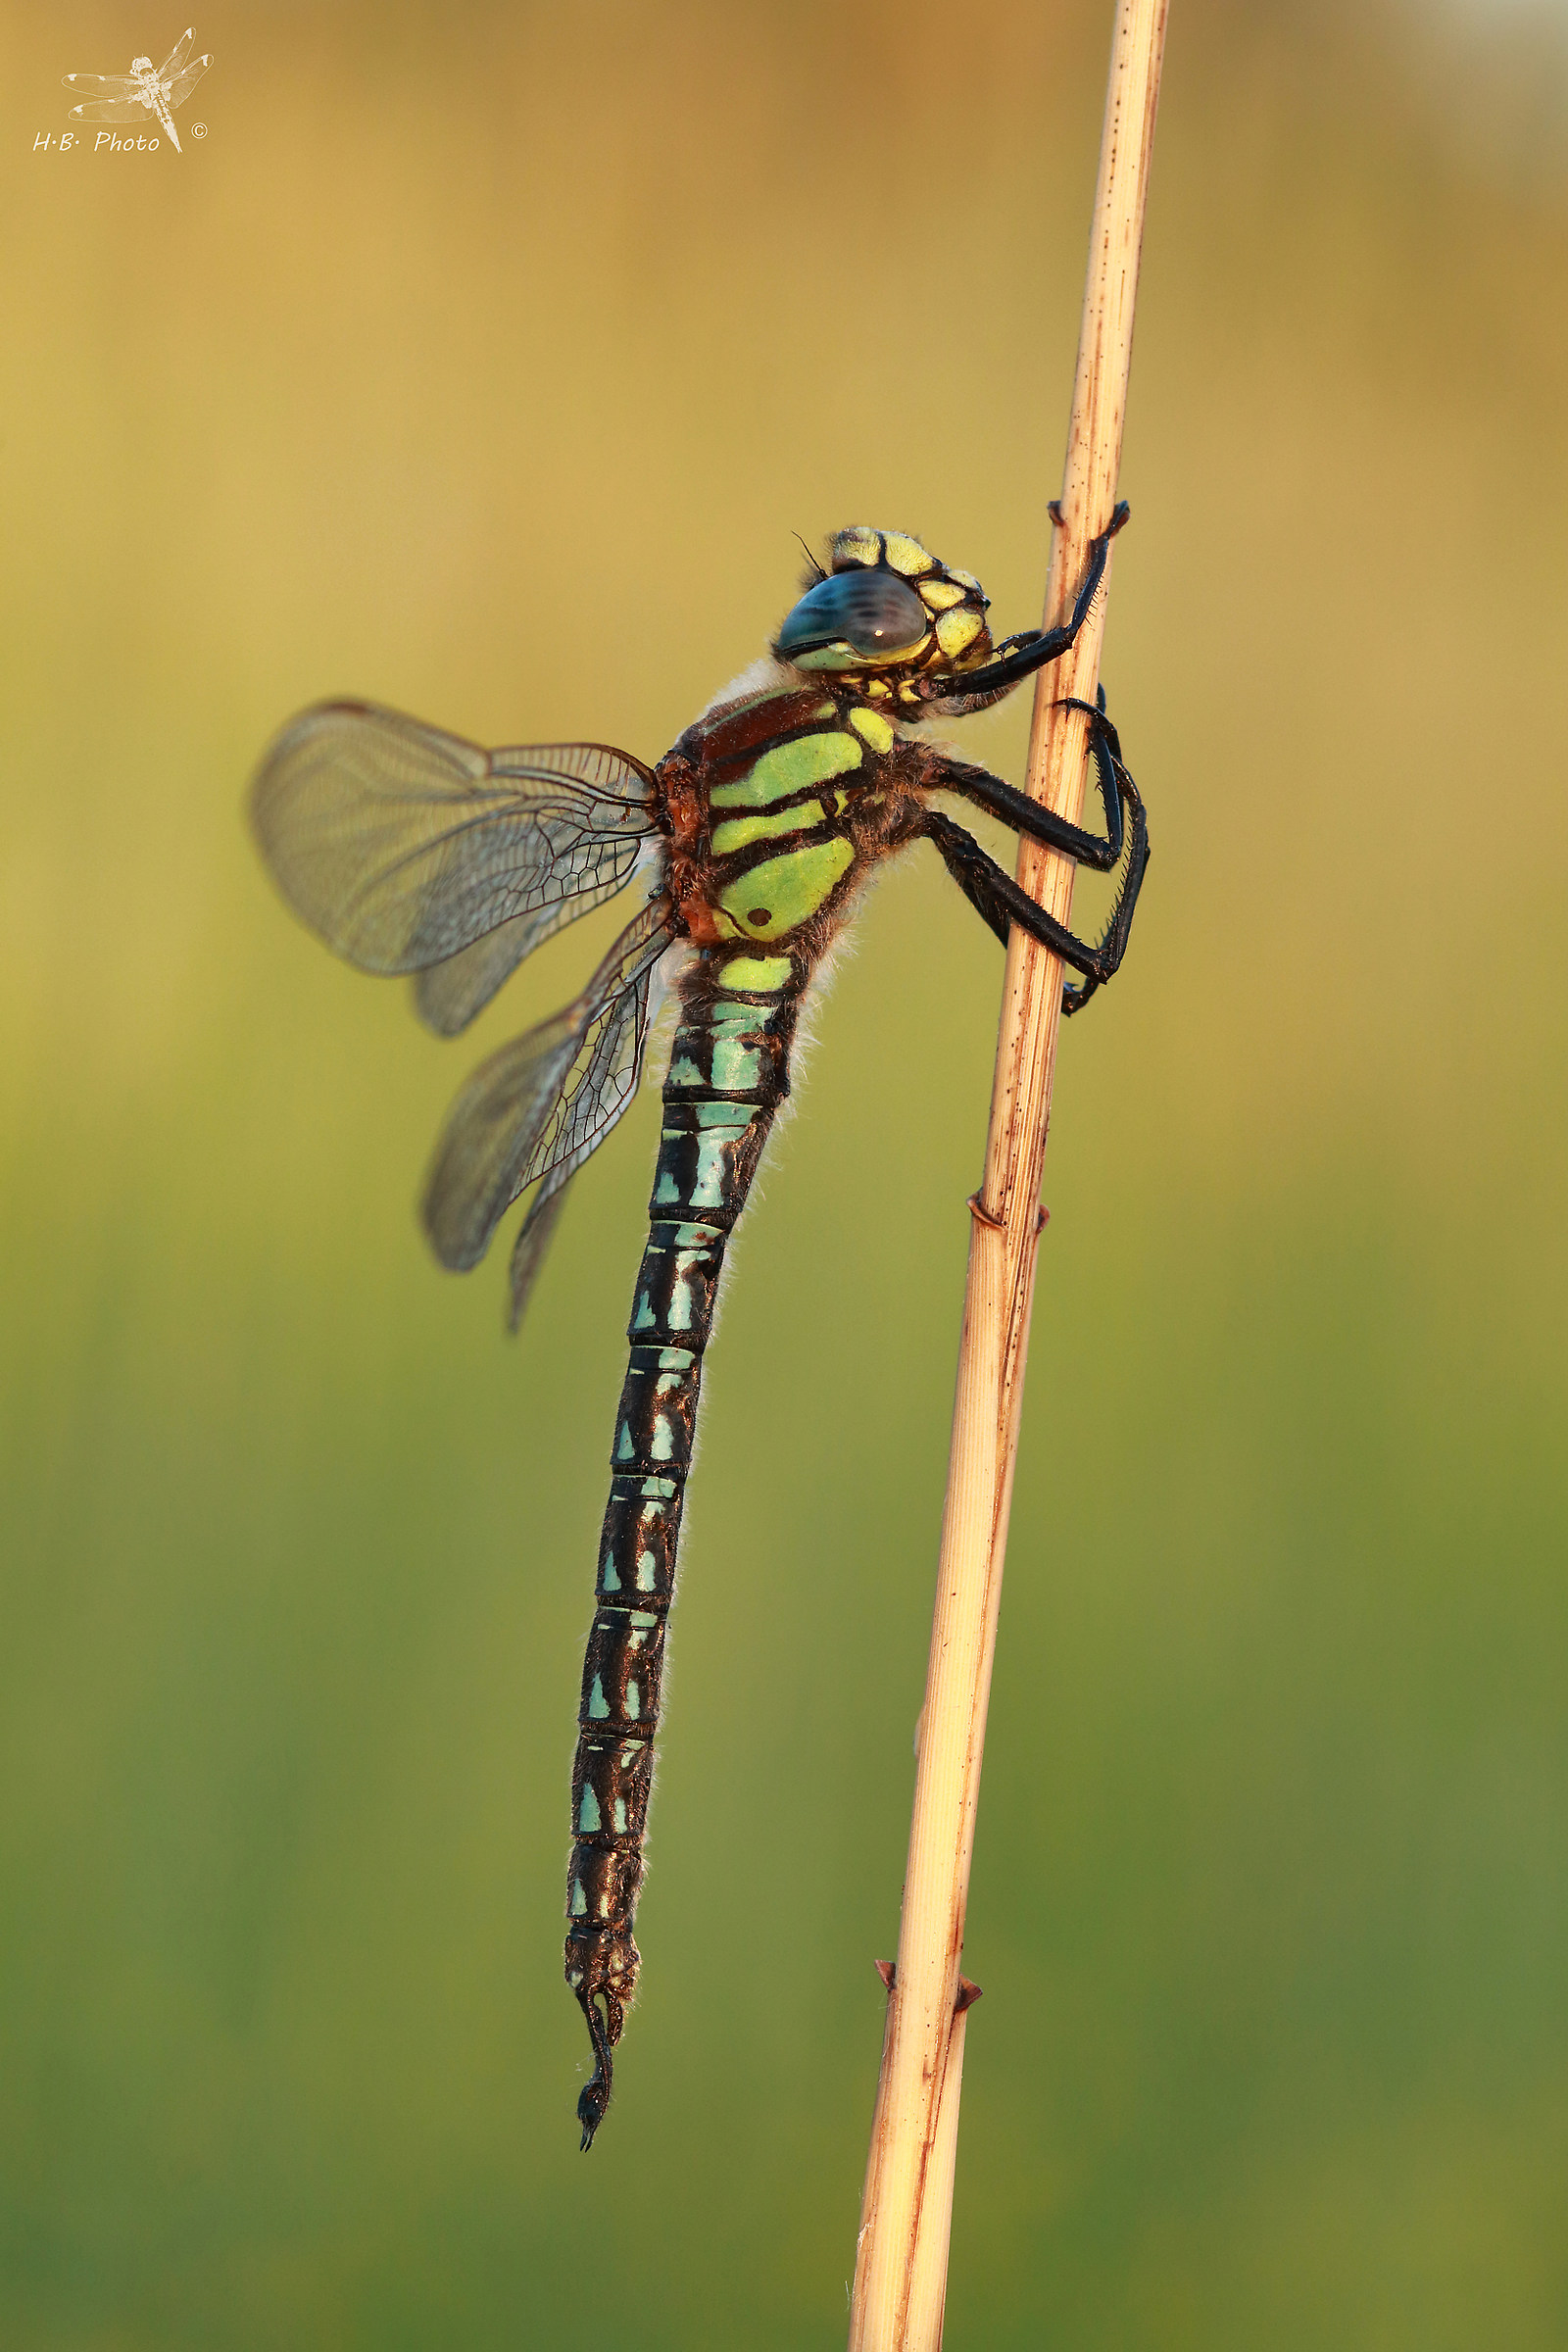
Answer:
[{"xmin": 655, "ymin": 677, "xmax": 925, "ymax": 958}]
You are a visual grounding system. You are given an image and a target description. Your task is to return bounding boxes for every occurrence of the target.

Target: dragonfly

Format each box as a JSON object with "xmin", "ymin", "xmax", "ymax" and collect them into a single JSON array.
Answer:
[
  {"xmin": 251, "ymin": 509, "xmax": 1150, "ymax": 2148},
  {"xmin": 63, "ymin": 26, "xmax": 210, "ymax": 153}
]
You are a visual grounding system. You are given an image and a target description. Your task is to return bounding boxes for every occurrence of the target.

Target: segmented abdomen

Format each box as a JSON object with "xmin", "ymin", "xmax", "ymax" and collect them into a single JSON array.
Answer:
[{"xmin": 565, "ymin": 959, "xmax": 800, "ymax": 2146}]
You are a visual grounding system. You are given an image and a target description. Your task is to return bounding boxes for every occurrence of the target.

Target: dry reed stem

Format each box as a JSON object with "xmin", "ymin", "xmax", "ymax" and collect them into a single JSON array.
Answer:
[{"xmin": 846, "ymin": 7, "xmax": 1169, "ymax": 2345}]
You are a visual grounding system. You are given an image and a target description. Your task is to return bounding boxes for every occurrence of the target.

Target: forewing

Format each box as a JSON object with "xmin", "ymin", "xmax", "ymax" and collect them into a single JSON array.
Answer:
[
  {"xmin": 422, "ymin": 900, "xmax": 670, "ymax": 1274},
  {"xmin": 251, "ymin": 702, "xmax": 658, "ymax": 1025},
  {"xmin": 165, "ymin": 56, "xmax": 211, "ymax": 106},
  {"xmin": 158, "ymin": 28, "xmax": 196, "ymax": 76}
]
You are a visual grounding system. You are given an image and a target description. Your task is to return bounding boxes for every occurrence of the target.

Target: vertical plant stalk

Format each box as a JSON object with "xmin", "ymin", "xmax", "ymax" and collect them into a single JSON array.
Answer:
[{"xmin": 847, "ymin": 6, "xmax": 1169, "ymax": 2346}]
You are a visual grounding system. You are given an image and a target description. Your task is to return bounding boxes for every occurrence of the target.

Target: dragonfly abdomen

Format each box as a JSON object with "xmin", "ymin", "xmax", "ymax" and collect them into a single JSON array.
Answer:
[{"xmin": 566, "ymin": 960, "xmax": 801, "ymax": 2147}]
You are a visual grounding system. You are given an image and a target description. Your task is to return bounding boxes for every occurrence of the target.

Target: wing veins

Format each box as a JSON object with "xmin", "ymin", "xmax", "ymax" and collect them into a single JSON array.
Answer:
[
  {"xmin": 421, "ymin": 901, "xmax": 671, "ymax": 1269},
  {"xmin": 252, "ymin": 702, "xmax": 662, "ymax": 993},
  {"xmin": 334, "ymin": 808, "xmax": 640, "ymax": 945}
]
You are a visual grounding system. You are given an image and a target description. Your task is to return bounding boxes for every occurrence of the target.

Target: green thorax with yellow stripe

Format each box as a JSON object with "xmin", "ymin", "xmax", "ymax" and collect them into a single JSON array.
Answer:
[{"xmin": 667, "ymin": 678, "xmax": 902, "ymax": 963}]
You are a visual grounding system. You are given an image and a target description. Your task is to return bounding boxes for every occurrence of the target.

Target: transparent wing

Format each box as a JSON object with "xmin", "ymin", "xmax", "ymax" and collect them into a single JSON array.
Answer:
[
  {"xmin": 422, "ymin": 899, "xmax": 671, "ymax": 1275},
  {"xmin": 66, "ymin": 96, "xmax": 154, "ymax": 122},
  {"xmin": 62, "ymin": 74, "xmax": 145, "ymax": 98},
  {"xmin": 413, "ymin": 910, "xmax": 557, "ymax": 1039},
  {"xmin": 165, "ymin": 56, "xmax": 211, "ymax": 106},
  {"xmin": 157, "ymin": 28, "xmax": 196, "ymax": 77},
  {"xmin": 251, "ymin": 700, "xmax": 660, "ymax": 1033},
  {"xmin": 506, "ymin": 1170, "xmax": 576, "ymax": 1334}
]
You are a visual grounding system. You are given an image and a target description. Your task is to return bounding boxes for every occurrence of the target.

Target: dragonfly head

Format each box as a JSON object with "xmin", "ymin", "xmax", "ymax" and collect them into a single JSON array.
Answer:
[
  {"xmin": 130, "ymin": 54, "xmax": 155, "ymax": 72},
  {"xmin": 772, "ymin": 528, "xmax": 996, "ymax": 708}
]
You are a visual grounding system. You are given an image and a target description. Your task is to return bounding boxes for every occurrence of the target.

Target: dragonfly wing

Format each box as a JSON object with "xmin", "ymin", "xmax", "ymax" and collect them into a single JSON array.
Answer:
[
  {"xmin": 61, "ymin": 74, "xmax": 142, "ymax": 97},
  {"xmin": 506, "ymin": 1170, "xmax": 575, "ymax": 1334},
  {"xmin": 411, "ymin": 880, "xmax": 623, "ymax": 1035},
  {"xmin": 65, "ymin": 96, "xmax": 153, "ymax": 122},
  {"xmin": 165, "ymin": 56, "xmax": 212, "ymax": 107},
  {"xmin": 158, "ymin": 28, "xmax": 196, "ymax": 76},
  {"xmin": 251, "ymin": 702, "xmax": 659, "ymax": 1022},
  {"xmin": 422, "ymin": 900, "xmax": 670, "ymax": 1274},
  {"xmin": 414, "ymin": 910, "xmax": 546, "ymax": 1038}
]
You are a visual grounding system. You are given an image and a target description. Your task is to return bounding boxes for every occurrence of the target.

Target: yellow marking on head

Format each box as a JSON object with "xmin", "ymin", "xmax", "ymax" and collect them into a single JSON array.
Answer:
[
  {"xmin": 849, "ymin": 706, "xmax": 896, "ymax": 755},
  {"xmin": 881, "ymin": 531, "xmax": 936, "ymax": 578},
  {"xmin": 935, "ymin": 606, "xmax": 985, "ymax": 660},
  {"xmin": 832, "ymin": 527, "xmax": 881, "ymax": 569},
  {"xmin": 864, "ymin": 677, "xmax": 891, "ymax": 699},
  {"xmin": 948, "ymin": 567, "xmax": 983, "ymax": 594},
  {"xmin": 918, "ymin": 577, "xmax": 966, "ymax": 612}
]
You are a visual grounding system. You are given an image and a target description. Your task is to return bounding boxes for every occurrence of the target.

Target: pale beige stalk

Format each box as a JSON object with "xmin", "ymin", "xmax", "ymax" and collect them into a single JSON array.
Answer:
[{"xmin": 846, "ymin": 7, "xmax": 1169, "ymax": 2345}]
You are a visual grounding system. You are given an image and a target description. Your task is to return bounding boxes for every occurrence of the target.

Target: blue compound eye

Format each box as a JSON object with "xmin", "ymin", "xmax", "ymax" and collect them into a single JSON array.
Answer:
[{"xmin": 774, "ymin": 570, "xmax": 931, "ymax": 666}]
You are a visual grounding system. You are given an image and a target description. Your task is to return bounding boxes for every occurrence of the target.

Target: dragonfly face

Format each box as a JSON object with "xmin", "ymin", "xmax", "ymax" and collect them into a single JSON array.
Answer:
[{"xmin": 772, "ymin": 526, "xmax": 994, "ymax": 706}]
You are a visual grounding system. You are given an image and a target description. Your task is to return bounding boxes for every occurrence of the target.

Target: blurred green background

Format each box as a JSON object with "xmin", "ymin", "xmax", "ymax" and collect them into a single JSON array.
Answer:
[{"xmin": 4, "ymin": 1, "xmax": 1566, "ymax": 2343}]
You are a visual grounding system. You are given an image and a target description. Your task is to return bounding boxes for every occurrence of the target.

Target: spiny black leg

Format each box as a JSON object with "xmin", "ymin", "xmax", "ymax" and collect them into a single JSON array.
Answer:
[
  {"xmin": 1047, "ymin": 695, "xmax": 1143, "ymax": 1013},
  {"xmin": 930, "ymin": 690, "xmax": 1129, "ymax": 873},
  {"xmin": 1055, "ymin": 688, "xmax": 1127, "ymax": 775},
  {"xmin": 1061, "ymin": 972, "xmax": 1102, "ymax": 1016},
  {"xmin": 985, "ymin": 508, "xmax": 1129, "ymax": 689},
  {"xmin": 924, "ymin": 809, "xmax": 1100, "ymax": 980},
  {"xmin": 922, "ymin": 793, "xmax": 1150, "ymax": 1013},
  {"xmin": 917, "ymin": 503, "xmax": 1129, "ymax": 707},
  {"xmin": 926, "ymin": 808, "xmax": 1011, "ymax": 949},
  {"xmin": 919, "ymin": 689, "xmax": 1149, "ymax": 1011},
  {"xmin": 1062, "ymin": 745, "xmax": 1149, "ymax": 1006}
]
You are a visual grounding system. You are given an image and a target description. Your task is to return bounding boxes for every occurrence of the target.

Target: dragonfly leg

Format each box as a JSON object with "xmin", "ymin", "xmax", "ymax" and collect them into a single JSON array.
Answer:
[
  {"xmin": 917, "ymin": 505, "xmax": 1129, "ymax": 709},
  {"xmin": 919, "ymin": 796, "xmax": 1150, "ymax": 1017},
  {"xmin": 925, "ymin": 690, "xmax": 1135, "ymax": 873}
]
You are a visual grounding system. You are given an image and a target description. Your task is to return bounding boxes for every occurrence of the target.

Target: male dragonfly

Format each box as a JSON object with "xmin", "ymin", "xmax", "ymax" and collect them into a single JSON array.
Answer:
[
  {"xmin": 251, "ymin": 511, "xmax": 1150, "ymax": 2146},
  {"xmin": 63, "ymin": 27, "xmax": 210, "ymax": 152}
]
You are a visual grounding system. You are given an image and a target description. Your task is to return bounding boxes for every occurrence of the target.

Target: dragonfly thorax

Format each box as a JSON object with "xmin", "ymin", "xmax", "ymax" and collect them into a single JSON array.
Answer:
[{"xmin": 772, "ymin": 525, "xmax": 995, "ymax": 707}]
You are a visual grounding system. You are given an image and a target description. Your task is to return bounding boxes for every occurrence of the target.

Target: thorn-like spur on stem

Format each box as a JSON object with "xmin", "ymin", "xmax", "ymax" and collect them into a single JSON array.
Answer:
[{"xmin": 874, "ymin": 1960, "xmax": 983, "ymax": 2016}]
